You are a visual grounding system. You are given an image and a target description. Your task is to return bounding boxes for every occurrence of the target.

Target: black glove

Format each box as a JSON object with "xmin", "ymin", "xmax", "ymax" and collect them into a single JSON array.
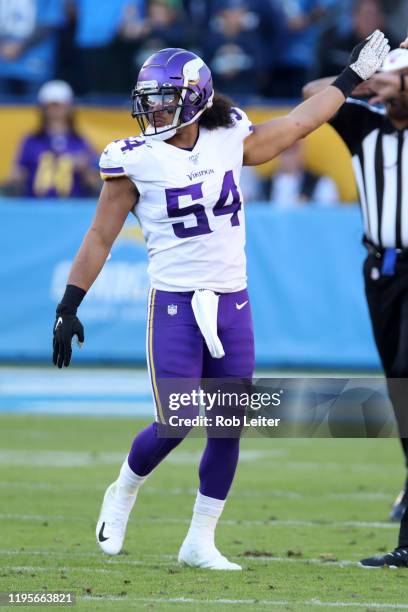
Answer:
[
  {"xmin": 52, "ymin": 284, "xmax": 86, "ymax": 368},
  {"xmin": 53, "ymin": 311, "xmax": 85, "ymax": 368}
]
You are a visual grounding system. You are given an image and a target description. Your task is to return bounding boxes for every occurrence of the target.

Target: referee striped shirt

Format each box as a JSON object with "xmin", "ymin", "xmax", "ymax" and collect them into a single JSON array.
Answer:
[{"xmin": 330, "ymin": 99, "xmax": 408, "ymax": 249}]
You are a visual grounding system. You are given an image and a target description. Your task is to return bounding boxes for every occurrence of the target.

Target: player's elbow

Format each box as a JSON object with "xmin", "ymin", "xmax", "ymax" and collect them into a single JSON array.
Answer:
[
  {"xmin": 88, "ymin": 224, "xmax": 114, "ymax": 253},
  {"xmin": 302, "ymin": 82, "xmax": 314, "ymax": 100}
]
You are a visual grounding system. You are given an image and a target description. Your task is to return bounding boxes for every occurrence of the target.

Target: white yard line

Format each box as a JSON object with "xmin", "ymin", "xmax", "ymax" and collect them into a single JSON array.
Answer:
[
  {"xmin": 0, "ymin": 514, "xmax": 399, "ymax": 530},
  {"xmin": 309, "ymin": 602, "xmax": 408, "ymax": 610},
  {"xmin": 7, "ymin": 566, "xmax": 128, "ymax": 574},
  {"xmin": 0, "ymin": 448, "xmax": 286, "ymax": 467},
  {"xmin": 0, "ymin": 549, "xmax": 385, "ymax": 569},
  {"xmin": 241, "ymin": 556, "xmax": 357, "ymax": 567},
  {"xmin": 0, "ymin": 550, "xmax": 171, "ymax": 565},
  {"xmin": 79, "ymin": 596, "xmax": 408, "ymax": 609},
  {"xmin": 0, "ymin": 481, "xmax": 392, "ymax": 501}
]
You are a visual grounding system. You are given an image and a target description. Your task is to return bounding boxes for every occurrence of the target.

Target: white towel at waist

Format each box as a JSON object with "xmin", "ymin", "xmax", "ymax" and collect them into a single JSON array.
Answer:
[{"xmin": 191, "ymin": 289, "xmax": 225, "ymax": 359}]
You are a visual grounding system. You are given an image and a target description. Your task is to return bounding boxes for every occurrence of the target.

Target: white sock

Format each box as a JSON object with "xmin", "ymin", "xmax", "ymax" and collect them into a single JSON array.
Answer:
[
  {"xmin": 114, "ymin": 456, "xmax": 148, "ymax": 509},
  {"xmin": 185, "ymin": 491, "xmax": 226, "ymax": 547}
]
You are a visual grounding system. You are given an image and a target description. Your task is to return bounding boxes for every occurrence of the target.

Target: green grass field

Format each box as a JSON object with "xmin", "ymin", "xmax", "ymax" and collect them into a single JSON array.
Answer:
[{"xmin": 1, "ymin": 414, "xmax": 408, "ymax": 611}]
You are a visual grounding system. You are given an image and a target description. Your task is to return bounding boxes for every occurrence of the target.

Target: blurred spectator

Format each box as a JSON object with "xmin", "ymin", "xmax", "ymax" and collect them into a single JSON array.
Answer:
[
  {"xmin": 268, "ymin": 141, "xmax": 339, "ymax": 207},
  {"xmin": 245, "ymin": 0, "xmax": 289, "ymax": 98},
  {"xmin": 0, "ymin": 0, "xmax": 389, "ymax": 101},
  {"xmin": 267, "ymin": 0, "xmax": 333, "ymax": 98},
  {"xmin": 240, "ymin": 166, "xmax": 268, "ymax": 203},
  {"xmin": 182, "ymin": 0, "xmax": 216, "ymax": 28},
  {"xmin": 132, "ymin": 0, "xmax": 190, "ymax": 71},
  {"xmin": 0, "ymin": 0, "xmax": 65, "ymax": 96},
  {"xmin": 317, "ymin": 0, "xmax": 398, "ymax": 78},
  {"xmin": 203, "ymin": 0, "xmax": 265, "ymax": 97},
  {"xmin": 55, "ymin": 1, "xmax": 81, "ymax": 91},
  {"xmin": 74, "ymin": 0, "xmax": 146, "ymax": 94},
  {"xmin": 2, "ymin": 80, "xmax": 100, "ymax": 198},
  {"xmin": 381, "ymin": 0, "xmax": 408, "ymax": 44}
]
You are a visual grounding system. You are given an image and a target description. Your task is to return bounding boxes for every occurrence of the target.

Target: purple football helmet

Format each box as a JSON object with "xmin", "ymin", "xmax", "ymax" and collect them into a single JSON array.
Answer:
[{"xmin": 131, "ymin": 48, "xmax": 214, "ymax": 140}]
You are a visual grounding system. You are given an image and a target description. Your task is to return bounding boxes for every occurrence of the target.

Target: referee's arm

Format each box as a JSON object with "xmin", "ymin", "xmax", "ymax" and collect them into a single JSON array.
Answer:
[
  {"xmin": 302, "ymin": 76, "xmax": 371, "ymax": 100},
  {"xmin": 302, "ymin": 77, "xmax": 380, "ymax": 153},
  {"xmin": 302, "ymin": 77, "xmax": 338, "ymax": 99},
  {"xmin": 303, "ymin": 74, "xmax": 408, "ymax": 106}
]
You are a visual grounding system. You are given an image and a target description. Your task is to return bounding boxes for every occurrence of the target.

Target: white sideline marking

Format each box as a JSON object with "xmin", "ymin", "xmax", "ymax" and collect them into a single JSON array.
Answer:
[
  {"xmin": 0, "ymin": 368, "xmax": 150, "ymax": 394},
  {"xmin": 141, "ymin": 517, "xmax": 398, "ymax": 530},
  {"xmin": 309, "ymin": 602, "xmax": 408, "ymax": 610},
  {"xmin": 0, "ymin": 450, "xmax": 125, "ymax": 467},
  {"xmin": 0, "ymin": 514, "xmax": 86, "ymax": 521},
  {"xmin": 0, "ymin": 548, "xmax": 390, "ymax": 570},
  {"xmin": 0, "ymin": 514, "xmax": 399, "ymax": 530},
  {"xmin": 0, "ymin": 481, "xmax": 391, "ymax": 501},
  {"xmin": 0, "ymin": 550, "xmax": 172, "ymax": 565},
  {"xmin": 242, "ymin": 556, "xmax": 357, "ymax": 567},
  {"xmin": 285, "ymin": 461, "xmax": 391, "ymax": 472},
  {"xmin": 14, "ymin": 401, "xmax": 152, "ymax": 417},
  {"xmin": 0, "ymin": 448, "xmax": 284, "ymax": 467},
  {"xmin": 8, "ymin": 566, "xmax": 127, "ymax": 574},
  {"xmin": 80, "ymin": 596, "xmax": 408, "ymax": 609}
]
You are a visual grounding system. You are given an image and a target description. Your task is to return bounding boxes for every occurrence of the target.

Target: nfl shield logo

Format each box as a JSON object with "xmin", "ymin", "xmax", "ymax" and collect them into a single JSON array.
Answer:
[{"xmin": 167, "ymin": 304, "xmax": 178, "ymax": 316}]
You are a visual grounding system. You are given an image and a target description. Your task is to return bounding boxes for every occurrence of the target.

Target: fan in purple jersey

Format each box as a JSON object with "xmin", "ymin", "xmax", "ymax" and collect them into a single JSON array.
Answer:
[{"xmin": 3, "ymin": 80, "xmax": 100, "ymax": 198}]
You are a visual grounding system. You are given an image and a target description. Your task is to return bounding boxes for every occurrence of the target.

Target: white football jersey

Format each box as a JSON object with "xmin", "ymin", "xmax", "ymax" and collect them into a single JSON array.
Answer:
[{"xmin": 99, "ymin": 108, "xmax": 253, "ymax": 292}]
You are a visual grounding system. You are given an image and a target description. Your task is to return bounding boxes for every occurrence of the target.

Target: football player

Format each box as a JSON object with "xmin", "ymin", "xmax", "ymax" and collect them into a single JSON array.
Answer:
[{"xmin": 53, "ymin": 36, "xmax": 389, "ymax": 570}]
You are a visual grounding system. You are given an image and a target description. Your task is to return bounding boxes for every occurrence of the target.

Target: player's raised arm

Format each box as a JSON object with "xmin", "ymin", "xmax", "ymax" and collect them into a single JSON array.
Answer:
[
  {"xmin": 243, "ymin": 30, "xmax": 389, "ymax": 166},
  {"xmin": 52, "ymin": 176, "xmax": 138, "ymax": 368}
]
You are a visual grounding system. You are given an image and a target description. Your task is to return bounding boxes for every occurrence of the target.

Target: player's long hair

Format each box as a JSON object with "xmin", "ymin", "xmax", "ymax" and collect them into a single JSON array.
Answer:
[{"xmin": 198, "ymin": 93, "xmax": 235, "ymax": 130}]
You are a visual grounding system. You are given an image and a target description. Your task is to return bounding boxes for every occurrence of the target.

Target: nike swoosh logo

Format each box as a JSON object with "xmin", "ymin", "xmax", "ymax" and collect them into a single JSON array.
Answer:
[
  {"xmin": 54, "ymin": 316, "xmax": 63, "ymax": 332},
  {"xmin": 98, "ymin": 522, "xmax": 109, "ymax": 542},
  {"xmin": 236, "ymin": 300, "xmax": 248, "ymax": 310}
]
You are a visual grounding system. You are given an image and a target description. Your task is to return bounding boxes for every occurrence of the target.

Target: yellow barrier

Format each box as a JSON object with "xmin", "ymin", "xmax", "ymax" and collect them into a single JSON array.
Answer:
[{"xmin": 0, "ymin": 105, "xmax": 357, "ymax": 202}]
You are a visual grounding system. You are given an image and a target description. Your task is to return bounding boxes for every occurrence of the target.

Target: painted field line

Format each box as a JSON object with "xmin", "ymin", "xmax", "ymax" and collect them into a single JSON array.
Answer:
[
  {"xmin": 0, "ymin": 448, "xmax": 398, "ymax": 471},
  {"xmin": 0, "ymin": 550, "xmax": 172, "ymax": 565},
  {"xmin": 0, "ymin": 550, "xmax": 388, "ymax": 570},
  {"xmin": 146, "ymin": 517, "xmax": 398, "ymax": 530},
  {"xmin": 0, "ymin": 513, "xmax": 88, "ymax": 522},
  {"xmin": 0, "ymin": 514, "xmax": 399, "ymax": 531},
  {"xmin": 0, "ymin": 448, "xmax": 285, "ymax": 467},
  {"xmin": 80, "ymin": 596, "xmax": 408, "ymax": 609},
  {"xmin": 81, "ymin": 597, "xmax": 291, "ymax": 605},
  {"xmin": 0, "ymin": 554, "xmax": 370, "ymax": 569},
  {"xmin": 241, "ymin": 556, "xmax": 360, "ymax": 567},
  {"xmin": 140, "ymin": 517, "xmax": 398, "ymax": 530},
  {"xmin": 7, "ymin": 566, "xmax": 129, "ymax": 574},
  {"xmin": 309, "ymin": 602, "xmax": 408, "ymax": 610},
  {"xmin": 284, "ymin": 461, "xmax": 394, "ymax": 472},
  {"xmin": 0, "ymin": 480, "xmax": 392, "ymax": 501}
]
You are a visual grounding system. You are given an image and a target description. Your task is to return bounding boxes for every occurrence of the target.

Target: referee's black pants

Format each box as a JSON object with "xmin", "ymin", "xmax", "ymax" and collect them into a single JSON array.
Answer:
[{"xmin": 364, "ymin": 254, "xmax": 408, "ymax": 546}]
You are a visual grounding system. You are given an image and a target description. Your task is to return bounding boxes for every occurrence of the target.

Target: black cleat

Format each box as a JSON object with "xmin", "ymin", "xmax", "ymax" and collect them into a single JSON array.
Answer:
[
  {"xmin": 360, "ymin": 547, "xmax": 408, "ymax": 568},
  {"xmin": 389, "ymin": 489, "xmax": 408, "ymax": 522}
]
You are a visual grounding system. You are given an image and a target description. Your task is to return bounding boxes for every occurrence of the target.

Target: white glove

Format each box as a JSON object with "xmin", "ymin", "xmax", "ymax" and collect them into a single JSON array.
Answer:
[{"xmin": 349, "ymin": 29, "xmax": 390, "ymax": 81}]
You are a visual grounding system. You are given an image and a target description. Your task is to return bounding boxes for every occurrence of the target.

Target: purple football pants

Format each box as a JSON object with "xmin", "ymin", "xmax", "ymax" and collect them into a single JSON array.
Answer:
[{"xmin": 127, "ymin": 288, "xmax": 255, "ymax": 500}]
